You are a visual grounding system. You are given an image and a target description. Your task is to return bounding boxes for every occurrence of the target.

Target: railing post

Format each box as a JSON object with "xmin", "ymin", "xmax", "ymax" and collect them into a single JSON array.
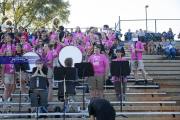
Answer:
[
  {"xmin": 118, "ymin": 16, "xmax": 121, "ymax": 31},
  {"xmin": 155, "ymin": 19, "xmax": 157, "ymax": 33}
]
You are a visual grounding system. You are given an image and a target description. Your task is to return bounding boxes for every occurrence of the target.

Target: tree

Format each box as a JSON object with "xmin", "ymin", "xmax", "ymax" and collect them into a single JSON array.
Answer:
[{"xmin": 5, "ymin": 0, "xmax": 70, "ymax": 28}]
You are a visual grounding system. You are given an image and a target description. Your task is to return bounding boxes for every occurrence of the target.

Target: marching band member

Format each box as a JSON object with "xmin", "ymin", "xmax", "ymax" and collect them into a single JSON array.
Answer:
[
  {"xmin": 0, "ymin": 34, "xmax": 16, "ymax": 102},
  {"xmin": 130, "ymin": 38, "xmax": 147, "ymax": 84},
  {"xmin": 1, "ymin": 51, "xmax": 15, "ymax": 102},
  {"xmin": 43, "ymin": 43, "xmax": 54, "ymax": 102},
  {"xmin": 1, "ymin": 33, "xmax": 16, "ymax": 55},
  {"xmin": 20, "ymin": 35, "xmax": 32, "ymax": 53},
  {"xmin": 18, "ymin": 35, "xmax": 32, "ymax": 97},
  {"xmin": 111, "ymin": 48, "xmax": 127, "ymax": 101},
  {"xmin": 88, "ymin": 44, "xmax": 109, "ymax": 98}
]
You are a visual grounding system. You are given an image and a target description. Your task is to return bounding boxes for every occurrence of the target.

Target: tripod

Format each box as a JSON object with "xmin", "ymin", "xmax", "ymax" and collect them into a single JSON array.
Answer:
[
  {"xmin": 14, "ymin": 57, "xmax": 29, "ymax": 113},
  {"xmin": 54, "ymin": 67, "xmax": 77, "ymax": 120},
  {"xmin": 75, "ymin": 62, "xmax": 94, "ymax": 115},
  {"xmin": 110, "ymin": 61, "xmax": 130, "ymax": 118},
  {"xmin": 29, "ymin": 76, "xmax": 48, "ymax": 120}
]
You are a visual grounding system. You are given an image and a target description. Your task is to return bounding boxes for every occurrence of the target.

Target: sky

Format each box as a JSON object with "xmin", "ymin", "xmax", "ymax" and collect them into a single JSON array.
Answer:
[{"xmin": 65, "ymin": 0, "xmax": 180, "ymax": 39}]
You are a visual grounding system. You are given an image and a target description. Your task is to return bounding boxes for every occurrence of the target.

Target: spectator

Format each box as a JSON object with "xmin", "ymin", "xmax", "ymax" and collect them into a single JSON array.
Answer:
[
  {"xmin": 124, "ymin": 29, "xmax": 132, "ymax": 42},
  {"xmin": 161, "ymin": 38, "xmax": 176, "ymax": 59},
  {"xmin": 138, "ymin": 29, "xmax": 145, "ymax": 42},
  {"xmin": 147, "ymin": 40, "xmax": 155, "ymax": 54}
]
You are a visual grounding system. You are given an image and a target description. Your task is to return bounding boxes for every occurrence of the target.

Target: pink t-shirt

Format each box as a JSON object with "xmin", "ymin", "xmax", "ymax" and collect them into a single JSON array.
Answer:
[
  {"xmin": 130, "ymin": 41, "xmax": 144, "ymax": 60},
  {"xmin": 52, "ymin": 49, "xmax": 58, "ymax": 58},
  {"xmin": 64, "ymin": 38, "xmax": 73, "ymax": 45},
  {"xmin": 35, "ymin": 47, "xmax": 43, "ymax": 57},
  {"xmin": 108, "ymin": 34, "xmax": 116, "ymax": 41},
  {"xmin": 88, "ymin": 53, "xmax": 109, "ymax": 76},
  {"xmin": 73, "ymin": 32, "xmax": 84, "ymax": 39},
  {"xmin": 55, "ymin": 43, "xmax": 63, "ymax": 54},
  {"xmin": 76, "ymin": 45, "xmax": 85, "ymax": 53},
  {"xmin": 4, "ymin": 64, "xmax": 15, "ymax": 74},
  {"xmin": 23, "ymin": 42, "xmax": 32, "ymax": 52},
  {"xmin": 32, "ymin": 39, "xmax": 38, "ymax": 46},
  {"xmin": 1, "ymin": 44, "xmax": 16, "ymax": 53},
  {"xmin": 102, "ymin": 39, "xmax": 113, "ymax": 49},
  {"xmin": 45, "ymin": 50, "xmax": 53, "ymax": 68},
  {"xmin": 50, "ymin": 32, "xmax": 58, "ymax": 40}
]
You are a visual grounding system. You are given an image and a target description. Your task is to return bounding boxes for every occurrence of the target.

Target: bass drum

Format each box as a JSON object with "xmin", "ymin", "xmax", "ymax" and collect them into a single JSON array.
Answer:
[
  {"xmin": 23, "ymin": 52, "xmax": 40, "ymax": 73},
  {"xmin": 58, "ymin": 46, "xmax": 82, "ymax": 67}
]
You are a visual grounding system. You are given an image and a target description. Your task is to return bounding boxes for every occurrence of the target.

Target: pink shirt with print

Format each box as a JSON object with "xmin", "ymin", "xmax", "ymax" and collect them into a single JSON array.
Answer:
[
  {"xmin": 88, "ymin": 53, "xmax": 109, "ymax": 76},
  {"xmin": 4, "ymin": 64, "xmax": 15, "ymax": 74}
]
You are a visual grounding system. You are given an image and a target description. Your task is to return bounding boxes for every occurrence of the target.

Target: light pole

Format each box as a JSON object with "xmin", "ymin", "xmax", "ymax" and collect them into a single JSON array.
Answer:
[{"xmin": 145, "ymin": 5, "xmax": 149, "ymax": 32}]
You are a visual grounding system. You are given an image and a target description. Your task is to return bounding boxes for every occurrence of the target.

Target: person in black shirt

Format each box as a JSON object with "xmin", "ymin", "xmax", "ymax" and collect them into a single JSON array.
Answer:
[
  {"xmin": 30, "ymin": 59, "xmax": 49, "ymax": 115},
  {"xmin": 109, "ymin": 39, "xmax": 119, "ymax": 60},
  {"xmin": 88, "ymin": 97, "xmax": 116, "ymax": 120},
  {"xmin": 58, "ymin": 26, "xmax": 65, "ymax": 42},
  {"xmin": 58, "ymin": 58, "xmax": 76, "ymax": 101}
]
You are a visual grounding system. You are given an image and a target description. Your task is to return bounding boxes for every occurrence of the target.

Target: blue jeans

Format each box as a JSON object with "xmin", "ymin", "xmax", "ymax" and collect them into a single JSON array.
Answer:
[{"xmin": 164, "ymin": 48, "xmax": 176, "ymax": 58}]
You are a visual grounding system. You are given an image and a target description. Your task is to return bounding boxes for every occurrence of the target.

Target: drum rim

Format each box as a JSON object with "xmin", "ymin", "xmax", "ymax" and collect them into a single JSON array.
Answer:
[{"xmin": 58, "ymin": 45, "xmax": 83, "ymax": 67}]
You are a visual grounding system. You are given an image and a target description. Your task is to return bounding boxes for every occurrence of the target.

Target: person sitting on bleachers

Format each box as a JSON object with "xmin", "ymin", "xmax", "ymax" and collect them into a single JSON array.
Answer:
[{"xmin": 161, "ymin": 37, "xmax": 176, "ymax": 59}]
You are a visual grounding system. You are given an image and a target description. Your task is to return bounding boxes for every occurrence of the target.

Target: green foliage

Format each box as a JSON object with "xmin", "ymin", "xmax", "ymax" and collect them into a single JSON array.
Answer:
[{"xmin": 5, "ymin": 0, "xmax": 70, "ymax": 28}]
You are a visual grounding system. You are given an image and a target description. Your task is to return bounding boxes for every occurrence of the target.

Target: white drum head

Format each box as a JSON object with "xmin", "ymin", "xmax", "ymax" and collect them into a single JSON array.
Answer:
[
  {"xmin": 23, "ymin": 52, "xmax": 40, "ymax": 72},
  {"xmin": 59, "ymin": 46, "xmax": 82, "ymax": 67}
]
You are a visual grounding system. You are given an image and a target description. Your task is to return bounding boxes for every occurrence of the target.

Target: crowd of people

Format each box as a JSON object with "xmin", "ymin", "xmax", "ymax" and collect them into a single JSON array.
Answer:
[
  {"xmin": 124, "ymin": 28, "xmax": 178, "ymax": 59},
  {"xmin": 0, "ymin": 24, "xmax": 176, "ymax": 118}
]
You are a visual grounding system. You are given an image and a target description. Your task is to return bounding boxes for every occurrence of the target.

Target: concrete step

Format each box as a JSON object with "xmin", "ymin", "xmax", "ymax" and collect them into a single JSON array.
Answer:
[
  {"xmin": 1, "ymin": 105, "xmax": 180, "ymax": 113},
  {"xmin": 152, "ymin": 75, "xmax": 180, "ymax": 80},
  {"xmin": 143, "ymin": 60, "xmax": 180, "ymax": 63},
  {"xmin": 148, "ymin": 71, "xmax": 180, "ymax": 75},
  {"xmin": 2, "ymin": 94, "xmax": 179, "ymax": 102},
  {"xmin": 144, "ymin": 63, "xmax": 180, "ymax": 67},
  {"xmin": 1, "ymin": 112, "xmax": 180, "ymax": 120},
  {"xmin": 0, "ymin": 100, "xmax": 176, "ymax": 106},
  {"xmin": 143, "ymin": 55, "xmax": 180, "ymax": 60},
  {"xmin": 145, "ymin": 67, "xmax": 180, "ymax": 71}
]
